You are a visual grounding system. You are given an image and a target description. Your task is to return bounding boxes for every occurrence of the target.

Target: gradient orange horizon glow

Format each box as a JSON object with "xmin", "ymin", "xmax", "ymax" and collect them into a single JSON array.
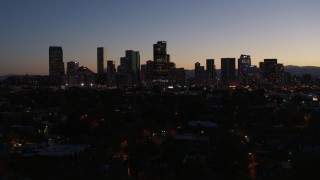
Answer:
[{"xmin": 1, "ymin": 0, "xmax": 319, "ymax": 75}]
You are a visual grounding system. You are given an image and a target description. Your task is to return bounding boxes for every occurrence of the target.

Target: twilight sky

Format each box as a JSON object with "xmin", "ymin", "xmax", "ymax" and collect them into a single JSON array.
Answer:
[{"xmin": 0, "ymin": 0, "xmax": 319, "ymax": 75}]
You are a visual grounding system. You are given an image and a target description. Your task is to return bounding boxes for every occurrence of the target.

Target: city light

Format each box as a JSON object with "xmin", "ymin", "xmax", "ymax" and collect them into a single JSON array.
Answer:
[
  {"xmin": 1, "ymin": 1, "xmax": 320, "ymax": 179},
  {"xmin": 313, "ymin": 96, "xmax": 318, "ymax": 102}
]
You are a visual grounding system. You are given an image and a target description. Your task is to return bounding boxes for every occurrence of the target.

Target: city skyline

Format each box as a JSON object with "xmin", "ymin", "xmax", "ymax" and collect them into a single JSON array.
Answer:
[{"xmin": 1, "ymin": 0, "xmax": 320, "ymax": 75}]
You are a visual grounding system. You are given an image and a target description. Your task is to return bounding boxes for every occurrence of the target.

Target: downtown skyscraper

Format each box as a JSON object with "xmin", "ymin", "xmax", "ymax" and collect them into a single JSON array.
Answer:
[
  {"xmin": 260, "ymin": 59, "xmax": 284, "ymax": 83},
  {"xmin": 66, "ymin": 61, "xmax": 79, "ymax": 84},
  {"xmin": 49, "ymin": 46, "xmax": 65, "ymax": 76},
  {"xmin": 118, "ymin": 50, "xmax": 140, "ymax": 87},
  {"xmin": 195, "ymin": 62, "xmax": 205, "ymax": 85},
  {"xmin": 221, "ymin": 58, "xmax": 236, "ymax": 85},
  {"xmin": 67, "ymin": 61, "xmax": 79, "ymax": 76},
  {"xmin": 238, "ymin": 55, "xmax": 251, "ymax": 84},
  {"xmin": 97, "ymin": 47, "xmax": 106, "ymax": 75},
  {"xmin": 107, "ymin": 60, "xmax": 116, "ymax": 87},
  {"xmin": 153, "ymin": 41, "xmax": 170, "ymax": 80},
  {"xmin": 206, "ymin": 59, "xmax": 216, "ymax": 85}
]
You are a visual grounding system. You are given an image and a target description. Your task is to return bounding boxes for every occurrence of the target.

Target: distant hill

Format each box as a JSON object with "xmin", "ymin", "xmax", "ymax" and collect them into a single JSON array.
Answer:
[{"xmin": 284, "ymin": 66, "xmax": 320, "ymax": 77}]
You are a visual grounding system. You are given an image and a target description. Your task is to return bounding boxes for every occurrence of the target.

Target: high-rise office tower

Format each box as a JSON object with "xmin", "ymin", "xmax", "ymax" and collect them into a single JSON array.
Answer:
[
  {"xmin": 259, "ymin": 59, "xmax": 284, "ymax": 83},
  {"xmin": 206, "ymin": 59, "xmax": 216, "ymax": 85},
  {"xmin": 140, "ymin": 64, "xmax": 147, "ymax": 83},
  {"xmin": 238, "ymin": 55, "xmax": 251, "ymax": 84},
  {"xmin": 145, "ymin": 60, "xmax": 154, "ymax": 84},
  {"xmin": 97, "ymin": 47, "xmax": 106, "ymax": 74},
  {"xmin": 126, "ymin": 50, "xmax": 140, "ymax": 85},
  {"xmin": 264, "ymin": 59, "xmax": 277, "ymax": 72},
  {"xmin": 276, "ymin": 63, "xmax": 284, "ymax": 83},
  {"xmin": 245, "ymin": 66, "xmax": 259, "ymax": 85},
  {"xmin": 263, "ymin": 59, "xmax": 277, "ymax": 82},
  {"xmin": 221, "ymin": 58, "xmax": 236, "ymax": 85},
  {"xmin": 107, "ymin": 60, "xmax": 116, "ymax": 86},
  {"xmin": 69, "ymin": 66, "xmax": 95, "ymax": 87},
  {"xmin": 118, "ymin": 50, "xmax": 140, "ymax": 86},
  {"xmin": 66, "ymin": 61, "xmax": 79, "ymax": 85},
  {"xmin": 195, "ymin": 62, "xmax": 205, "ymax": 85},
  {"xmin": 168, "ymin": 68, "xmax": 187, "ymax": 86},
  {"xmin": 67, "ymin": 61, "xmax": 79, "ymax": 76},
  {"xmin": 49, "ymin": 46, "xmax": 65, "ymax": 76},
  {"xmin": 153, "ymin": 41, "xmax": 169, "ymax": 80}
]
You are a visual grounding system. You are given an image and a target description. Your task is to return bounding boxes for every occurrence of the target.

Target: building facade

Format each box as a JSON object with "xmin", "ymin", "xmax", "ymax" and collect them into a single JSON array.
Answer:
[
  {"xmin": 49, "ymin": 46, "xmax": 65, "ymax": 76},
  {"xmin": 118, "ymin": 50, "xmax": 140, "ymax": 87},
  {"xmin": 68, "ymin": 66, "xmax": 95, "ymax": 87},
  {"xmin": 107, "ymin": 60, "xmax": 116, "ymax": 87},
  {"xmin": 67, "ymin": 61, "xmax": 79, "ymax": 76},
  {"xmin": 221, "ymin": 58, "xmax": 236, "ymax": 85},
  {"xmin": 206, "ymin": 59, "xmax": 216, "ymax": 85},
  {"xmin": 153, "ymin": 41, "xmax": 170, "ymax": 80},
  {"xmin": 66, "ymin": 61, "xmax": 79, "ymax": 84},
  {"xmin": 238, "ymin": 54, "xmax": 251, "ymax": 84},
  {"xmin": 168, "ymin": 68, "xmax": 186, "ymax": 86},
  {"xmin": 245, "ymin": 66, "xmax": 259, "ymax": 85},
  {"xmin": 195, "ymin": 62, "xmax": 205, "ymax": 86},
  {"xmin": 141, "ymin": 60, "xmax": 154, "ymax": 85},
  {"xmin": 97, "ymin": 47, "xmax": 106, "ymax": 74},
  {"xmin": 262, "ymin": 59, "xmax": 278, "ymax": 82}
]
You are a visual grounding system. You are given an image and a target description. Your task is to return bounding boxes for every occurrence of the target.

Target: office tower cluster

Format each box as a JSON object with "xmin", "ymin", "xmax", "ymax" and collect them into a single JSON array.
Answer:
[
  {"xmin": 140, "ymin": 41, "xmax": 187, "ymax": 86},
  {"xmin": 218, "ymin": 55, "xmax": 285, "ymax": 86},
  {"xmin": 192, "ymin": 60, "xmax": 217, "ymax": 87},
  {"xmin": 192, "ymin": 55, "xmax": 279, "ymax": 87},
  {"xmin": 117, "ymin": 50, "xmax": 140, "ymax": 87},
  {"xmin": 48, "ymin": 43, "xmax": 286, "ymax": 88},
  {"xmin": 66, "ymin": 61, "xmax": 95, "ymax": 87},
  {"xmin": 115, "ymin": 41, "xmax": 187, "ymax": 87},
  {"xmin": 49, "ymin": 46, "xmax": 95, "ymax": 87},
  {"xmin": 259, "ymin": 59, "xmax": 284, "ymax": 84}
]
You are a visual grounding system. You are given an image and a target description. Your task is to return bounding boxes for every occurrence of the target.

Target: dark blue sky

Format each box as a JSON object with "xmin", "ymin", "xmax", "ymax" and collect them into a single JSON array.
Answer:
[{"xmin": 1, "ymin": 0, "xmax": 319, "ymax": 75}]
